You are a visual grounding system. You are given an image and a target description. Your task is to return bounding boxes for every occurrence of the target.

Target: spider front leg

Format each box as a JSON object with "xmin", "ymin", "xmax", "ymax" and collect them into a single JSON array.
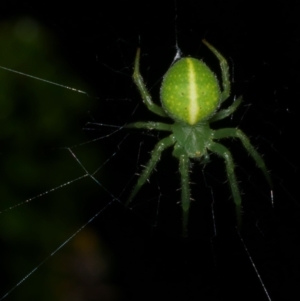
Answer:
[
  {"xmin": 133, "ymin": 48, "xmax": 168, "ymax": 118},
  {"xmin": 178, "ymin": 151, "xmax": 191, "ymax": 237},
  {"xmin": 126, "ymin": 135, "xmax": 176, "ymax": 206},
  {"xmin": 214, "ymin": 128, "xmax": 272, "ymax": 187},
  {"xmin": 208, "ymin": 142, "xmax": 242, "ymax": 227}
]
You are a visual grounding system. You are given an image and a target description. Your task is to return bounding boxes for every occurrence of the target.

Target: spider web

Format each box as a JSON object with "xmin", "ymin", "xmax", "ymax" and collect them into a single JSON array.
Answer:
[{"xmin": 0, "ymin": 3, "xmax": 299, "ymax": 301}]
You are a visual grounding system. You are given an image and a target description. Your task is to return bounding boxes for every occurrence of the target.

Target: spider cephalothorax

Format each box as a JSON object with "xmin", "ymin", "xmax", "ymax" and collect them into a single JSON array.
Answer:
[{"xmin": 126, "ymin": 40, "xmax": 271, "ymax": 235}]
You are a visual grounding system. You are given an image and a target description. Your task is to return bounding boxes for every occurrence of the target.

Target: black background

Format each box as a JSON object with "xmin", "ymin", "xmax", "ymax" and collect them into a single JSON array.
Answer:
[{"xmin": 0, "ymin": 1, "xmax": 299, "ymax": 301}]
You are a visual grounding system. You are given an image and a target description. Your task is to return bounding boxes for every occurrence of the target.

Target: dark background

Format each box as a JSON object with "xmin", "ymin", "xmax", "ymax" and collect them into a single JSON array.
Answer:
[{"xmin": 0, "ymin": 1, "xmax": 299, "ymax": 301}]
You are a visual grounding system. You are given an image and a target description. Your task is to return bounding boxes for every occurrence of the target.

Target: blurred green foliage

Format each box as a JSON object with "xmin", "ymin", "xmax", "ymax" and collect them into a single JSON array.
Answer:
[{"xmin": 0, "ymin": 18, "xmax": 117, "ymax": 301}]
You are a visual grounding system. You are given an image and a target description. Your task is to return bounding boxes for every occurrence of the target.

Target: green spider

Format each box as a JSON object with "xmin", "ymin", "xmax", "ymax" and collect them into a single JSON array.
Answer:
[{"xmin": 125, "ymin": 40, "xmax": 272, "ymax": 235}]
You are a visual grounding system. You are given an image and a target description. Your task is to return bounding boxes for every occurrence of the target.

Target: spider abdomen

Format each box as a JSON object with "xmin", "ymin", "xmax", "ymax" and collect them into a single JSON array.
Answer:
[{"xmin": 160, "ymin": 57, "xmax": 221, "ymax": 126}]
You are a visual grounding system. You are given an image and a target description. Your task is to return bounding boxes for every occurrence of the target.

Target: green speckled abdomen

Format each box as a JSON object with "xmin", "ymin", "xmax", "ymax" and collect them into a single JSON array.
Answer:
[{"xmin": 160, "ymin": 58, "xmax": 221, "ymax": 125}]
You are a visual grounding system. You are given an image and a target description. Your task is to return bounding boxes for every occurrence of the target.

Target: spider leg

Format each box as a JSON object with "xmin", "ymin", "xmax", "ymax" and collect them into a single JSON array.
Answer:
[
  {"xmin": 126, "ymin": 135, "xmax": 176, "ymax": 206},
  {"xmin": 172, "ymin": 144, "xmax": 192, "ymax": 236},
  {"xmin": 125, "ymin": 121, "xmax": 172, "ymax": 131},
  {"xmin": 213, "ymin": 128, "xmax": 272, "ymax": 187},
  {"xmin": 133, "ymin": 48, "xmax": 168, "ymax": 118},
  {"xmin": 209, "ymin": 96, "xmax": 242, "ymax": 123},
  {"xmin": 178, "ymin": 152, "xmax": 190, "ymax": 237},
  {"xmin": 202, "ymin": 40, "xmax": 230, "ymax": 103},
  {"xmin": 208, "ymin": 142, "xmax": 242, "ymax": 227}
]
